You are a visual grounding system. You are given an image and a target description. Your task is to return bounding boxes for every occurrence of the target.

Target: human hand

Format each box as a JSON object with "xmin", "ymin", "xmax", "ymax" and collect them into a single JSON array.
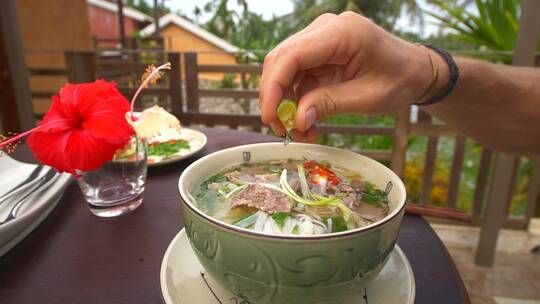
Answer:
[{"xmin": 259, "ymin": 12, "xmax": 448, "ymax": 142}]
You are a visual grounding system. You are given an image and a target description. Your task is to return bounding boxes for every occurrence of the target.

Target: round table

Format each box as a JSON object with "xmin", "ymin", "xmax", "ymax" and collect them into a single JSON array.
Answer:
[{"xmin": 0, "ymin": 127, "xmax": 469, "ymax": 304}]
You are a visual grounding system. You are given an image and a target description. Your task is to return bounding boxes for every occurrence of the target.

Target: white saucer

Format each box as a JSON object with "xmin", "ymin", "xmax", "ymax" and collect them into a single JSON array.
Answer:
[
  {"xmin": 148, "ymin": 128, "xmax": 207, "ymax": 167},
  {"xmin": 160, "ymin": 229, "xmax": 415, "ymax": 304}
]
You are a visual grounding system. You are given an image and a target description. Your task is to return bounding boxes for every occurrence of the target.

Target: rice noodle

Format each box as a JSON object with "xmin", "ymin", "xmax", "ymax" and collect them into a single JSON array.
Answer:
[
  {"xmin": 327, "ymin": 218, "xmax": 333, "ymax": 234},
  {"xmin": 263, "ymin": 217, "xmax": 277, "ymax": 234},
  {"xmin": 224, "ymin": 184, "xmax": 248, "ymax": 199},
  {"xmin": 254, "ymin": 212, "xmax": 268, "ymax": 232},
  {"xmin": 293, "ymin": 203, "xmax": 305, "ymax": 211},
  {"xmin": 300, "ymin": 217, "xmax": 314, "ymax": 235},
  {"xmin": 256, "ymin": 182, "xmax": 286, "ymax": 194},
  {"xmin": 283, "ymin": 217, "xmax": 297, "ymax": 235}
]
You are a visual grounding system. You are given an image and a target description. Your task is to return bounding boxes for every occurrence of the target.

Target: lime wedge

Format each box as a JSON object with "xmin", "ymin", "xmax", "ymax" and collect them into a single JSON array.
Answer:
[{"xmin": 276, "ymin": 99, "xmax": 297, "ymax": 131}]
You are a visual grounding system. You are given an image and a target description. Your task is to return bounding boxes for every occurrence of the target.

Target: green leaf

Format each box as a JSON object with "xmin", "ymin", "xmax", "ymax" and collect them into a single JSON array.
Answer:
[
  {"xmin": 267, "ymin": 166, "xmax": 283, "ymax": 174},
  {"xmin": 233, "ymin": 212, "xmax": 259, "ymax": 228},
  {"xmin": 361, "ymin": 182, "xmax": 389, "ymax": 207},
  {"xmin": 148, "ymin": 140, "xmax": 190, "ymax": 157},
  {"xmin": 428, "ymin": 0, "xmax": 523, "ymax": 54},
  {"xmin": 271, "ymin": 212, "xmax": 290, "ymax": 228}
]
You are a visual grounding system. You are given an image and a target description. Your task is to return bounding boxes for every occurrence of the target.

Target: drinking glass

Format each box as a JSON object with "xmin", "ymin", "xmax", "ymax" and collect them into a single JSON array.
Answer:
[{"xmin": 77, "ymin": 136, "xmax": 147, "ymax": 217}]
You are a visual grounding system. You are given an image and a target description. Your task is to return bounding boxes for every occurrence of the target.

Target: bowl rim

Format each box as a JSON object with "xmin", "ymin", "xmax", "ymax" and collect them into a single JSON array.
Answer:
[{"xmin": 178, "ymin": 142, "xmax": 407, "ymax": 240}]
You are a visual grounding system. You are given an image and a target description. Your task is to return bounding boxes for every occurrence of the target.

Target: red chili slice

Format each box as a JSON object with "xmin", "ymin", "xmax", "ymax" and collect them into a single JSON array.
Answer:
[{"xmin": 303, "ymin": 161, "xmax": 341, "ymax": 186}]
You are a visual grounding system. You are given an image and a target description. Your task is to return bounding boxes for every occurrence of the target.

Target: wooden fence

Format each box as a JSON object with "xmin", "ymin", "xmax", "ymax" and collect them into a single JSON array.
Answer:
[{"xmin": 25, "ymin": 50, "xmax": 540, "ymax": 267}]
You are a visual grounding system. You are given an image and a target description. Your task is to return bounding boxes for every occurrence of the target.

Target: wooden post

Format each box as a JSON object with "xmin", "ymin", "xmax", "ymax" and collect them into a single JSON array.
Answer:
[
  {"xmin": 447, "ymin": 137, "xmax": 466, "ymax": 209},
  {"xmin": 92, "ymin": 36, "xmax": 99, "ymax": 49},
  {"xmin": 472, "ymin": 148, "xmax": 493, "ymax": 219},
  {"xmin": 419, "ymin": 110, "xmax": 438, "ymax": 205},
  {"xmin": 503, "ymin": 157, "xmax": 520, "ymax": 214},
  {"xmin": 153, "ymin": 0, "xmax": 160, "ymax": 37},
  {"xmin": 65, "ymin": 51, "xmax": 96, "ymax": 83},
  {"xmin": 116, "ymin": 0, "xmax": 126, "ymax": 48},
  {"xmin": 184, "ymin": 52, "xmax": 199, "ymax": 113},
  {"xmin": 475, "ymin": 0, "xmax": 540, "ymax": 267},
  {"xmin": 168, "ymin": 53, "xmax": 183, "ymax": 118},
  {"xmin": 524, "ymin": 159, "xmax": 540, "ymax": 224},
  {"xmin": 475, "ymin": 153, "xmax": 515, "ymax": 266},
  {"xmin": 391, "ymin": 107, "xmax": 410, "ymax": 177},
  {"xmin": 0, "ymin": 0, "xmax": 35, "ymax": 130}
]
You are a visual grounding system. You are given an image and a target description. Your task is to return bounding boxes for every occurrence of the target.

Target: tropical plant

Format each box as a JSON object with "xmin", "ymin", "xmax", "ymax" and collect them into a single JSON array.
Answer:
[
  {"xmin": 203, "ymin": 0, "xmax": 239, "ymax": 43},
  {"xmin": 125, "ymin": 0, "xmax": 169, "ymax": 16},
  {"xmin": 291, "ymin": 0, "xmax": 423, "ymax": 32},
  {"xmin": 426, "ymin": 0, "xmax": 536, "ymax": 63},
  {"xmin": 202, "ymin": 0, "xmax": 292, "ymax": 63}
]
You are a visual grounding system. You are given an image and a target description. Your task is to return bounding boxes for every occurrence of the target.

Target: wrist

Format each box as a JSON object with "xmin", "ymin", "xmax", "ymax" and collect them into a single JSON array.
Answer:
[
  {"xmin": 415, "ymin": 44, "xmax": 459, "ymax": 106},
  {"xmin": 422, "ymin": 48, "xmax": 451, "ymax": 103},
  {"xmin": 397, "ymin": 43, "xmax": 443, "ymax": 105}
]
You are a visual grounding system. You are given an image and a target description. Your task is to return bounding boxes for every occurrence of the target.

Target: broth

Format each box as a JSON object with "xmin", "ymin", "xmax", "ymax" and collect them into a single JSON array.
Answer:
[{"xmin": 192, "ymin": 159, "xmax": 389, "ymax": 236}]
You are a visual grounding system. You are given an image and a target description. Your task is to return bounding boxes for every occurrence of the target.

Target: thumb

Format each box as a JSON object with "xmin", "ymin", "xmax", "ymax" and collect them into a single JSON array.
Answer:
[{"xmin": 294, "ymin": 80, "xmax": 379, "ymax": 132}]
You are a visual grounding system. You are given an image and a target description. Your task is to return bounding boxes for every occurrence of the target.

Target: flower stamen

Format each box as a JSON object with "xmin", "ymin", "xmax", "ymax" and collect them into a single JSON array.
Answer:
[
  {"xmin": 0, "ymin": 119, "xmax": 72, "ymax": 154},
  {"xmin": 129, "ymin": 62, "xmax": 172, "ymax": 120}
]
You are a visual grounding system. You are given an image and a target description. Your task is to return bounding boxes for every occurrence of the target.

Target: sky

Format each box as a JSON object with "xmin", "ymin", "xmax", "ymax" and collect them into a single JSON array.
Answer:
[
  {"xmin": 160, "ymin": 0, "xmax": 441, "ymax": 38},
  {"xmin": 165, "ymin": 0, "xmax": 295, "ymax": 23}
]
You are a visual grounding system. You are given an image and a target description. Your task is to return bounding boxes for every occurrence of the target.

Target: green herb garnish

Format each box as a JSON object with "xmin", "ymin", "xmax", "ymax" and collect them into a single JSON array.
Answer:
[
  {"xmin": 267, "ymin": 166, "xmax": 283, "ymax": 174},
  {"xmin": 323, "ymin": 216, "xmax": 348, "ymax": 233},
  {"xmin": 233, "ymin": 212, "xmax": 259, "ymax": 228},
  {"xmin": 361, "ymin": 182, "xmax": 389, "ymax": 207},
  {"xmin": 147, "ymin": 140, "xmax": 190, "ymax": 157},
  {"xmin": 272, "ymin": 212, "xmax": 290, "ymax": 227},
  {"xmin": 199, "ymin": 173, "xmax": 226, "ymax": 191}
]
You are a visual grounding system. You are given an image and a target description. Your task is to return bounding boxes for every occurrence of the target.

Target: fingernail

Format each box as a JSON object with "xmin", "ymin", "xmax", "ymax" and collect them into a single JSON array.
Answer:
[{"xmin": 305, "ymin": 107, "xmax": 317, "ymax": 130}]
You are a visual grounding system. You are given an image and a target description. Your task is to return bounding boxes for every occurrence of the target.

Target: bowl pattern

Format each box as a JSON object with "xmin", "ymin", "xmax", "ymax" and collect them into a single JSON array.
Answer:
[{"xmin": 182, "ymin": 200, "xmax": 404, "ymax": 304}]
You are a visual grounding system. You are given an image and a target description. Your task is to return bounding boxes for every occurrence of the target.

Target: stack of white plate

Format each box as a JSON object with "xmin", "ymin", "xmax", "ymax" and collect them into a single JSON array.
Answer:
[{"xmin": 0, "ymin": 155, "xmax": 71, "ymax": 257}]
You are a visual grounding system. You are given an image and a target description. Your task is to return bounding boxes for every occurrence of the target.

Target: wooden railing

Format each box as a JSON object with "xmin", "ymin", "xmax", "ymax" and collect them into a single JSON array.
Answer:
[
  {"xmin": 92, "ymin": 36, "xmax": 165, "ymax": 52},
  {"xmin": 24, "ymin": 50, "xmax": 540, "ymax": 267}
]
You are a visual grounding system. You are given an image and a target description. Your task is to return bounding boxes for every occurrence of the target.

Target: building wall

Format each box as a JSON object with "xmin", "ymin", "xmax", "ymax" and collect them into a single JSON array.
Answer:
[
  {"xmin": 17, "ymin": 0, "xmax": 92, "ymax": 115},
  {"xmin": 87, "ymin": 5, "xmax": 138, "ymax": 38},
  {"xmin": 161, "ymin": 24, "xmax": 237, "ymax": 81}
]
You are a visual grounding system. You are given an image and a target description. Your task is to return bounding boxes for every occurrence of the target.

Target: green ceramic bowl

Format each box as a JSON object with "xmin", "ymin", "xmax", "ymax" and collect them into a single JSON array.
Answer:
[{"xmin": 178, "ymin": 143, "xmax": 407, "ymax": 304}]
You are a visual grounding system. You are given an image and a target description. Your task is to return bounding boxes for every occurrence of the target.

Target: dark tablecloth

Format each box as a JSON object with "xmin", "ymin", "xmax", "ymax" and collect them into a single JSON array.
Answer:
[{"xmin": 0, "ymin": 127, "xmax": 469, "ymax": 304}]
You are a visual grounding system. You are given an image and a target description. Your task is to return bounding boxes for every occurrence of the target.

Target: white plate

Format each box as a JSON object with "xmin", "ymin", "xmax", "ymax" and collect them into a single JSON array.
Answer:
[
  {"xmin": 0, "ymin": 155, "xmax": 72, "ymax": 257},
  {"xmin": 148, "ymin": 128, "xmax": 207, "ymax": 167},
  {"xmin": 160, "ymin": 229, "xmax": 416, "ymax": 304}
]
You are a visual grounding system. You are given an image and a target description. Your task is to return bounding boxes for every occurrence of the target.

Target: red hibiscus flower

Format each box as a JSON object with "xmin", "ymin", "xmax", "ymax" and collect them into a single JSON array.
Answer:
[{"xmin": 2, "ymin": 80, "xmax": 134, "ymax": 176}]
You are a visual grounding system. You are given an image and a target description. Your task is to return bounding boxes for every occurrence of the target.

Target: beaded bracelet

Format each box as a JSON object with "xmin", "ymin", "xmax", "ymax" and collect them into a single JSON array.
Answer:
[{"xmin": 414, "ymin": 44, "xmax": 460, "ymax": 106}]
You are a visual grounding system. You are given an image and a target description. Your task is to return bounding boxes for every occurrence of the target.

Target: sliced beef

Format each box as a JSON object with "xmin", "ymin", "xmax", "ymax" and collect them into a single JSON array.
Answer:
[
  {"xmin": 231, "ymin": 184, "xmax": 292, "ymax": 214},
  {"xmin": 351, "ymin": 180, "xmax": 365, "ymax": 193},
  {"xmin": 225, "ymin": 170, "xmax": 257, "ymax": 183},
  {"xmin": 207, "ymin": 183, "xmax": 223, "ymax": 191},
  {"xmin": 342, "ymin": 192, "xmax": 357, "ymax": 208},
  {"xmin": 226, "ymin": 170, "xmax": 281, "ymax": 184},
  {"xmin": 254, "ymin": 173, "xmax": 280, "ymax": 182},
  {"xmin": 354, "ymin": 202, "xmax": 389, "ymax": 222}
]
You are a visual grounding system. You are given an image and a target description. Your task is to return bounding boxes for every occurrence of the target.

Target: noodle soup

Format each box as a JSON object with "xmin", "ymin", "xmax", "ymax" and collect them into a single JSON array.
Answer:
[{"xmin": 192, "ymin": 159, "xmax": 390, "ymax": 236}]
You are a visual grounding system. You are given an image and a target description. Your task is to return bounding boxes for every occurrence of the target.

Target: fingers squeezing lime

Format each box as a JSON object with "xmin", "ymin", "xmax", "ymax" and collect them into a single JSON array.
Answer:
[{"xmin": 277, "ymin": 99, "xmax": 298, "ymax": 131}]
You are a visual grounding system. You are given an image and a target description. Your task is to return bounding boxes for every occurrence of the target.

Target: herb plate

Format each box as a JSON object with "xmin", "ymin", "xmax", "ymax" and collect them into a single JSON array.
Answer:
[
  {"xmin": 147, "ymin": 128, "xmax": 207, "ymax": 167},
  {"xmin": 160, "ymin": 229, "xmax": 415, "ymax": 304}
]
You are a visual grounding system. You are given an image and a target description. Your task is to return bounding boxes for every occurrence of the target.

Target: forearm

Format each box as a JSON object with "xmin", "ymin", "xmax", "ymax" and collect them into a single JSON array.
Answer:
[{"xmin": 424, "ymin": 56, "xmax": 540, "ymax": 155}]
